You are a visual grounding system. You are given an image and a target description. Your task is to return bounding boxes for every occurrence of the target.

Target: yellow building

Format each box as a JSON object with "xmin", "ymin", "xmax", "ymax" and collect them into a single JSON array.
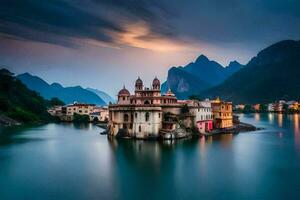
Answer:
[
  {"xmin": 211, "ymin": 97, "xmax": 233, "ymax": 129},
  {"xmin": 65, "ymin": 103, "xmax": 95, "ymax": 116}
]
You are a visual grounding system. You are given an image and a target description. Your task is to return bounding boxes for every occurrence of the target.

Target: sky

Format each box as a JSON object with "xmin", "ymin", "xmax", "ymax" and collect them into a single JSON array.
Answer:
[{"xmin": 0, "ymin": 0, "xmax": 300, "ymax": 97}]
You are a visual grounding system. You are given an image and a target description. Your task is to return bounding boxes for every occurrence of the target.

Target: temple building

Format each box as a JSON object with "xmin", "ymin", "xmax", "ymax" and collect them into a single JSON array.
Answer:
[
  {"xmin": 108, "ymin": 77, "xmax": 213, "ymax": 139},
  {"xmin": 211, "ymin": 97, "xmax": 233, "ymax": 128}
]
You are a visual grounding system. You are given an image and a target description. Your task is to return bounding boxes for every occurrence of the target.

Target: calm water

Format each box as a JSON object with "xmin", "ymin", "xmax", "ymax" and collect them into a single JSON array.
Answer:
[{"xmin": 0, "ymin": 114, "xmax": 300, "ymax": 200}]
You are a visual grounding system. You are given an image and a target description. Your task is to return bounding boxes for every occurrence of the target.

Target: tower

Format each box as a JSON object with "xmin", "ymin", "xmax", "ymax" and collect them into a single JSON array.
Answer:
[{"xmin": 152, "ymin": 77, "xmax": 160, "ymax": 91}]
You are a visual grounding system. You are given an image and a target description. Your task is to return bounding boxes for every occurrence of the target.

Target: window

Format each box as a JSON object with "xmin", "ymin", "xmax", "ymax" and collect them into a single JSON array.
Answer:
[
  {"xmin": 145, "ymin": 112, "xmax": 149, "ymax": 122},
  {"xmin": 124, "ymin": 114, "xmax": 129, "ymax": 122},
  {"xmin": 123, "ymin": 97, "xmax": 125, "ymax": 101},
  {"xmin": 135, "ymin": 113, "xmax": 137, "ymax": 118},
  {"xmin": 159, "ymin": 113, "xmax": 161, "ymax": 118},
  {"xmin": 139, "ymin": 125, "xmax": 141, "ymax": 132}
]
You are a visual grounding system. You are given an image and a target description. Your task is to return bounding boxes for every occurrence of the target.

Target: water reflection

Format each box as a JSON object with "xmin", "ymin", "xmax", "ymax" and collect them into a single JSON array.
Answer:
[
  {"xmin": 294, "ymin": 114, "xmax": 299, "ymax": 135},
  {"xmin": 255, "ymin": 113, "xmax": 260, "ymax": 121},
  {"xmin": 1, "ymin": 115, "xmax": 300, "ymax": 199},
  {"xmin": 278, "ymin": 113, "xmax": 283, "ymax": 127},
  {"xmin": 268, "ymin": 113, "xmax": 274, "ymax": 124}
]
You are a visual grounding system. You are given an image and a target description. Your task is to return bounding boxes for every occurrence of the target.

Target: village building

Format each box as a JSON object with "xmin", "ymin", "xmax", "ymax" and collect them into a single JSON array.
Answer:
[
  {"xmin": 60, "ymin": 103, "xmax": 95, "ymax": 121},
  {"xmin": 274, "ymin": 100, "xmax": 286, "ymax": 112},
  {"xmin": 183, "ymin": 99, "xmax": 213, "ymax": 134},
  {"xmin": 64, "ymin": 103, "xmax": 95, "ymax": 116},
  {"xmin": 211, "ymin": 97, "xmax": 233, "ymax": 129},
  {"xmin": 48, "ymin": 106, "xmax": 63, "ymax": 117},
  {"xmin": 286, "ymin": 101, "xmax": 299, "ymax": 111},
  {"xmin": 253, "ymin": 104, "xmax": 260, "ymax": 112},
  {"xmin": 268, "ymin": 103, "xmax": 275, "ymax": 112},
  {"xmin": 235, "ymin": 104, "xmax": 245, "ymax": 110},
  {"xmin": 89, "ymin": 106, "xmax": 109, "ymax": 122}
]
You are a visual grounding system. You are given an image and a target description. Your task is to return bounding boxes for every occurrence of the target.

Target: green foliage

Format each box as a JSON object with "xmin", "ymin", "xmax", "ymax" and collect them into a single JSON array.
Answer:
[
  {"xmin": 283, "ymin": 104, "xmax": 289, "ymax": 112},
  {"xmin": 73, "ymin": 113, "xmax": 90, "ymax": 123},
  {"xmin": 0, "ymin": 68, "xmax": 59, "ymax": 124},
  {"xmin": 243, "ymin": 105, "xmax": 254, "ymax": 113},
  {"xmin": 49, "ymin": 97, "xmax": 65, "ymax": 106},
  {"xmin": 259, "ymin": 104, "xmax": 268, "ymax": 113},
  {"xmin": 188, "ymin": 95, "xmax": 201, "ymax": 101}
]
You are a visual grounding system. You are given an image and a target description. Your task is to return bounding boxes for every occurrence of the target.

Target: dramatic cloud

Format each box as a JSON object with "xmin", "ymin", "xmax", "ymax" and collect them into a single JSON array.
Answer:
[
  {"xmin": 0, "ymin": 0, "xmax": 180, "ymax": 50},
  {"xmin": 0, "ymin": 0, "xmax": 299, "ymax": 95}
]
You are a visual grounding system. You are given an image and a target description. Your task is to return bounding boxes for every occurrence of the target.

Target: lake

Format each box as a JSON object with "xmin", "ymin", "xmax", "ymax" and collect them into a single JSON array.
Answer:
[{"xmin": 0, "ymin": 113, "xmax": 300, "ymax": 199}]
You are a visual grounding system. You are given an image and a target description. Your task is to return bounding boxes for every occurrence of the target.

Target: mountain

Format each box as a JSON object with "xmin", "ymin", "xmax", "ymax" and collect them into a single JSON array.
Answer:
[
  {"xmin": 200, "ymin": 40, "xmax": 300, "ymax": 104},
  {"xmin": 162, "ymin": 67, "xmax": 212, "ymax": 99},
  {"xmin": 86, "ymin": 88, "xmax": 115, "ymax": 104},
  {"xmin": 17, "ymin": 73, "xmax": 106, "ymax": 105},
  {"xmin": 162, "ymin": 55, "xmax": 242, "ymax": 99},
  {"xmin": 0, "ymin": 69, "xmax": 53, "ymax": 124}
]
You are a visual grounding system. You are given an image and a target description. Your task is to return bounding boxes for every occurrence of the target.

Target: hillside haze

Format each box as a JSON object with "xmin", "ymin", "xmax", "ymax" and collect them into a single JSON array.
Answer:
[
  {"xmin": 201, "ymin": 40, "xmax": 300, "ymax": 103},
  {"xmin": 17, "ymin": 73, "xmax": 107, "ymax": 105},
  {"xmin": 0, "ymin": 69, "xmax": 53, "ymax": 123}
]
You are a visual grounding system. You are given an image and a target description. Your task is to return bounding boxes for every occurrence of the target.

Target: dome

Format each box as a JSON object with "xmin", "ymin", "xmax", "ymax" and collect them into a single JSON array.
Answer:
[
  {"xmin": 135, "ymin": 77, "xmax": 143, "ymax": 86},
  {"xmin": 152, "ymin": 77, "xmax": 160, "ymax": 85},
  {"xmin": 166, "ymin": 89, "xmax": 175, "ymax": 96},
  {"xmin": 118, "ymin": 86, "xmax": 130, "ymax": 96}
]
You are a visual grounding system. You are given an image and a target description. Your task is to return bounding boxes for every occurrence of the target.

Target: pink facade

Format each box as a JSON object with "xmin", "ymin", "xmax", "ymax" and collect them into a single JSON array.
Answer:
[{"xmin": 196, "ymin": 120, "xmax": 213, "ymax": 134}]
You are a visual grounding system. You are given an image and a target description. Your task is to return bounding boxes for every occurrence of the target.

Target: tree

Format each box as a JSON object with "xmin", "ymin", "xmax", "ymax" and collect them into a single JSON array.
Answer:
[
  {"xmin": 243, "ymin": 104, "xmax": 253, "ymax": 113},
  {"xmin": 283, "ymin": 103, "xmax": 289, "ymax": 112},
  {"xmin": 73, "ymin": 113, "xmax": 90, "ymax": 123},
  {"xmin": 188, "ymin": 95, "xmax": 201, "ymax": 101},
  {"xmin": 49, "ymin": 97, "xmax": 65, "ymax": 106},
  {"xmin": 259, "ymin": 104, "xmax": 268, "ymax": 113},
  {"xmin": 0, "ymin": 68, "xmax": 53, "ymax": 123}
]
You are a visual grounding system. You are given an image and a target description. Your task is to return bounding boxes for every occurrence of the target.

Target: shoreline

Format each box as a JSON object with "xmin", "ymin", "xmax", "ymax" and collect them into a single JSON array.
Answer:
[{"xmin": 107, "ymin": 121, "xmax": 260, "ymax": 141}]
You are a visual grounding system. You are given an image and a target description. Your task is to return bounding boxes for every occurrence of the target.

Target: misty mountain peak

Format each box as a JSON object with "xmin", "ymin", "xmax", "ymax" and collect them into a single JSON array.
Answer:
[
  {"xmin": 51, "ymin": 82, "xmax": 63, "ymax": 90},
  {"xmin": 195, "ymin": 54, "xmax": 209, "ymax": 63}
]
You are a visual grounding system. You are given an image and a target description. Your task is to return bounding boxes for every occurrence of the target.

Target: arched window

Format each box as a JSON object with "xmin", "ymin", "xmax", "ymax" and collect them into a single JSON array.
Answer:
[
  {"xmin": 145, "ymin": 112, "xmax": 150, "ymax": 122},
  {"xmin": 144, "ymin": 100, "xmax": 150, "ymax": 105},
  {"xmin": 124, "ymin": 114, "xmax": 129, "ymax": 122}
]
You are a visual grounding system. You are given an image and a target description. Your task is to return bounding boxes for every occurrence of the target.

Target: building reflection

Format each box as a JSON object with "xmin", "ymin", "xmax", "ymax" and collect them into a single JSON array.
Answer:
[
  {"xmin": 198, "ymin": 134, "xmax": 234, "ymax": 147},
  {"xmin": 293, "ymin": 114, "xmax": 300, "ymax": 150},
  {"xmin": 268, "ymin": 113, "xmax": 274, "ymax": 124},
  {"xmin": 294, "ymin": 114, "xmax": 299, "ymax": 135},
  {"xmin": 278, "ymin": 114, "xmax": 283, "ymax": 127},
  {"xmin": 199, "ymin": 136, "xmax": 206, "ymax": 153},
  {"xmin": 254, "ymin": 113, "xmax": 260, "ymax": 121}
]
